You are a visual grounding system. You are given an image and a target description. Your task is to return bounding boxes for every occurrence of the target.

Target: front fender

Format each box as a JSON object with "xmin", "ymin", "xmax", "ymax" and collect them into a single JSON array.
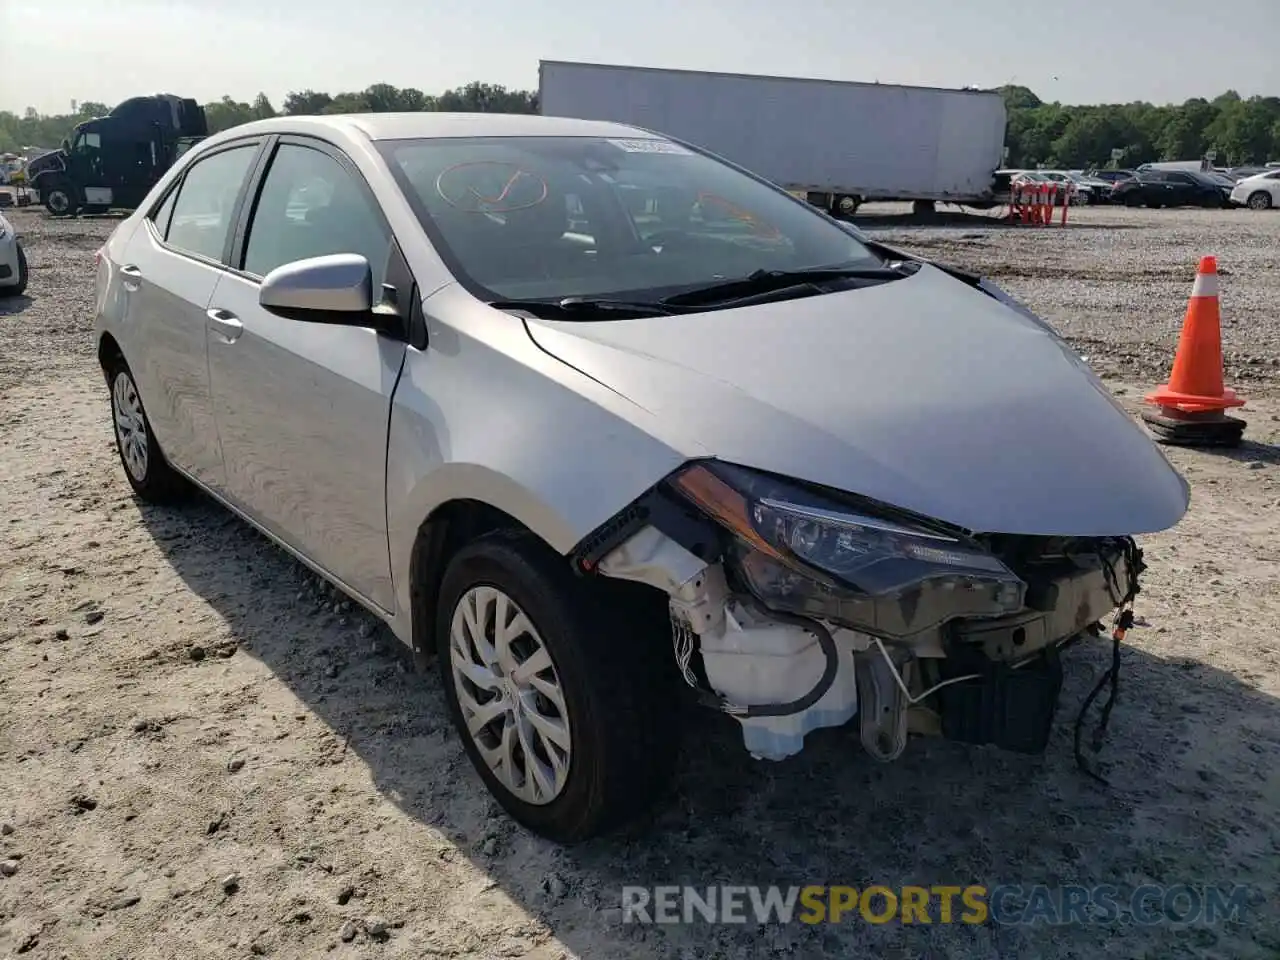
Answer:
[{"xmin": 385, "ymin": 286, "xmax": 705, "ymax": 626}]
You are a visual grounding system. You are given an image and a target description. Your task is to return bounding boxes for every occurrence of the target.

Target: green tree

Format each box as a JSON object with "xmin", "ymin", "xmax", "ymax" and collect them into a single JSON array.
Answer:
[
  {"xmin": 282, "ymin": 90, "xmax": 333, "ymax": 115},
  {"xmin": 4, "ymin": 82, "xmax": 1277, "ymax": 167}
]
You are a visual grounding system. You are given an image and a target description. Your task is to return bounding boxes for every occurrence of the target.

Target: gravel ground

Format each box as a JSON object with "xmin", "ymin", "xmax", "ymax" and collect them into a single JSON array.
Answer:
[{"xmin": 1, "ymin": 204, "xmax": 1279, "ymax": 959}]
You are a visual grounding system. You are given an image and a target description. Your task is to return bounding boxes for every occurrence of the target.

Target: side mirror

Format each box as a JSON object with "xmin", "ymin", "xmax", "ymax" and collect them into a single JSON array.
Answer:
[
  {"xmin": 260, "ymin": 253, "xmax": 373, "ymax": 316},
  {"xmin": 259, "ymin": 254, "xmax": 403, "ymax": 336}
]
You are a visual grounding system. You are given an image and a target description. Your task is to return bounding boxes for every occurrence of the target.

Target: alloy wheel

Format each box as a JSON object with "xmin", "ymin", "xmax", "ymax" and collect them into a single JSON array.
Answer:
[
  {"xmin": 112, "ymin": 371, "xmax": 149, "ymax": 482},
  {"xmin": 449, "ymin": 585, "xmax": 572, "ymax": 805}
]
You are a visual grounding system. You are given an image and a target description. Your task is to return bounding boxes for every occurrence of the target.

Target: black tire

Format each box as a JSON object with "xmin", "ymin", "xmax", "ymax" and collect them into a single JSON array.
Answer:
[
  {"xmin": 2, "ymin": 243, "xmax": 26, "ymax": 297},
  {"xmin": 1247, "ymin": 191, "xmax": 1272, "ymax": 210},
  {"xmin": 435, "ymin": 531, "xmax": 679, "ymax": 843},
  {"xmin": 104, "ymin": 358, "xmax": 186, "ymax": 502},
  {"xmin": 42, "ymin": 180, "xmax": 78, "ymax": 217},
  {"xmin": 830, "ymin": 194, "xmax": 861, "ymax": 218}
]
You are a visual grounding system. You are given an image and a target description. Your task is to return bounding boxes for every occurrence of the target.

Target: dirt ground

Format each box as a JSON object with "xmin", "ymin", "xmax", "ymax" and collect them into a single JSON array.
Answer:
[{"xmin": 1, "ymin": 203, "xmax": 1278, "ymax": 959}]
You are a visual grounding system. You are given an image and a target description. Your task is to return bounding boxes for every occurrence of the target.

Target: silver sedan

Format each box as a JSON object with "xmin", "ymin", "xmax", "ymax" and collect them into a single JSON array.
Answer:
[{"xmin": 94, "ymin": 113, "xmax": 1189, "ymax": 842}]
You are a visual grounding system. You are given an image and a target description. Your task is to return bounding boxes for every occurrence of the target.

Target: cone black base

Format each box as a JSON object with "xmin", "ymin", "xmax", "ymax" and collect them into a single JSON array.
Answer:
[{"xmin": 1141, "ymin": 407, "xmax": 1246, "ymax": 447}]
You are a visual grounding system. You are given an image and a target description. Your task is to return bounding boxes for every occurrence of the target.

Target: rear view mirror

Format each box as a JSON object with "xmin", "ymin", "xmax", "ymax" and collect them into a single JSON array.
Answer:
[{"xmin": 260, "ymin": 253, "xmax": 373, "ymax": 316}]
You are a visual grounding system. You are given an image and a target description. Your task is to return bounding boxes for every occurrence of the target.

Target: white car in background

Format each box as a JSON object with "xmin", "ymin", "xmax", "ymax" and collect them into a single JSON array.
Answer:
[
  {"xmin": 1039, "ymin": 170, "xmax": 1110, "ymax": 205},
  {"xmin": 1229, "ymin": 170, "xmax": 1280, "ymax": 209},
  {"xmin": 0, "ymin": 212, "xmax": 28, "ymax": 297}
]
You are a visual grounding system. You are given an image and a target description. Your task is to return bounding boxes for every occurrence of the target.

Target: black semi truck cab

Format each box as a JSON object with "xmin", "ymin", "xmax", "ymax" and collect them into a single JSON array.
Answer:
[{"xmin": 27, "ymin": 94, "xmax": 207, "ymax": 216}]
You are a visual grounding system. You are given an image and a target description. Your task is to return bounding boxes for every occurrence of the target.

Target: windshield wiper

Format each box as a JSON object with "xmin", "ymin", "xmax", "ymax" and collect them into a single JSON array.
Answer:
[
  {"xmin": 661, "ymin": 261, "xmax": 919, "ymax": 307},
  {"xmin": 491, "ymin": 296, "xmax": 676, "ymax": 319}
]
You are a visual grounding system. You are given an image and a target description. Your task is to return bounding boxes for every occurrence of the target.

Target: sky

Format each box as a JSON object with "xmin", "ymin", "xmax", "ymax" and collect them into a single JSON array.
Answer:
[{"xmin": 2, "ymin": 0, "xmax": 1277, "ymax": 116}]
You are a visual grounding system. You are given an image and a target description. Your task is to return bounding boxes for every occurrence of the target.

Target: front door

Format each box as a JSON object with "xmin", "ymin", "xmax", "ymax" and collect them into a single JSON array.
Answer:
[
  {"xmin": 120, "ymin": 140, "xmax": 262, "ymax": 486},
  {"xmin": 205, "ymin": 137, "xmax": 407, "ymax": 610}
]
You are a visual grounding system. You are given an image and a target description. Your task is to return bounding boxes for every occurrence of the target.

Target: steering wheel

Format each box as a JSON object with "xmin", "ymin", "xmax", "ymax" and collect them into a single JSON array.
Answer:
[{"xmin": 643, "ymin": 229, "xmax": 694, "ymax": 251}]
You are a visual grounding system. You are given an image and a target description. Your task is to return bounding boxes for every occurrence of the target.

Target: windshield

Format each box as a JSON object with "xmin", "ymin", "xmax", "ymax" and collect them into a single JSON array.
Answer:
[{"xmin": 379, "ymin": 135, "xmax": 881, "ymax": 303}]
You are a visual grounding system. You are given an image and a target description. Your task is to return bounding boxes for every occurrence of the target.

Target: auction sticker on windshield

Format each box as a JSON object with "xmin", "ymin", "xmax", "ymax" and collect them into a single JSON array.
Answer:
[{"xmin": 606, "ymin": 138, "xmax": 693, "ymax": 155}]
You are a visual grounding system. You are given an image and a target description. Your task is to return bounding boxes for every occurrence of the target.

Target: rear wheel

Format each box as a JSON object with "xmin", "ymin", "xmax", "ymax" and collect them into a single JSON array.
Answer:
[
  {"xmin": 435, "ymin": 532, "xmax": 679, "ymax": 843},
  {"xmin": 1247, "ymin": 191, "xmax": 1272, "ymax": 210},
  {"xmin": 106, "ymin": 359, "xmax": 186, "ymax": 502}
]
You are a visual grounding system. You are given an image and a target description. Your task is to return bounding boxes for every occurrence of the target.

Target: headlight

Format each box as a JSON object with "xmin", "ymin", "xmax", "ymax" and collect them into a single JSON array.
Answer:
[{"xmin": 668, "ymin": 462, "xmax": 1025, "ymax": 638}]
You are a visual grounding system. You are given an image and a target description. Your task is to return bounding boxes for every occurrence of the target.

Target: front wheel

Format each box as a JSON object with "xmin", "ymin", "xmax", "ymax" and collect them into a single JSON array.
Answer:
[
  {"xmin": 106, "ymin": 360, "xmax": 186, "ymax": 502},
  {"xmin": 42, "ymin": 180, "xmax": 78, "ymax": 217},
  {"xmin": 1247, "ymin": 191, "xmax": 1272, "ymax": 210},
  {"xmin": 436, "ymin": 532, "xmax": 679, "ymax": 843}
]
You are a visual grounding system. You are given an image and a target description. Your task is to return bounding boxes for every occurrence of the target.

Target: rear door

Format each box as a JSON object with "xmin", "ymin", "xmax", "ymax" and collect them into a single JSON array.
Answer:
[
  {"xmin": 117, "ymin": 138, "xmax": 264, "ymax": 487},
  {"xmin": 204, "ymin": 136, "xmax": 408, "ymax": 611}
]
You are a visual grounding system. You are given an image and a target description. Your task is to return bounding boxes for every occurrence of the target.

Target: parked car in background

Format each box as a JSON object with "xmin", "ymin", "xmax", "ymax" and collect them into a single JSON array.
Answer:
[
  {"xmin": 1040, "ymin": 170, "xmax": 1114, "ymax": 204},
  {"xmin": 1204, "ymin": 171, "xmax": 1238, "ymax": 191},
  {"xmin": 1229, "ymin": 169, "xmax": 1280, "ymax": 209},
  {"xmin": 1035, "ymin": 171, "xmax": 1084, "ymax": 203},
  {"xmin": 1111, "ymin": 170, "xmax": 1231, "ymax": 208},
  {"xmin": 1226, "ymin": 166, "xmax": 1270, "ymax": 182},
  {"xmin": 0, "ymin": 212, "xmax": 28, "ymax": 296},
  {"xmin": 1089, "ymin": 169, "xmax": 1137, "ymax": 186},
  {"xmin": 1010, "ymin": 170, "xmax": 1075, "ymax": 206},
  {"xmin": 91, "ymin": 111, "xmax": 1188, "ymax": 842}
]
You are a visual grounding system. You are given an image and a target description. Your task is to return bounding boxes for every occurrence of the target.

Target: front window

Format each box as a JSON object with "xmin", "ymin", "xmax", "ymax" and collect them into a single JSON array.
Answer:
[{"xmin": 379, "ymin": 135, "xmax": 880, "ymax": 303}]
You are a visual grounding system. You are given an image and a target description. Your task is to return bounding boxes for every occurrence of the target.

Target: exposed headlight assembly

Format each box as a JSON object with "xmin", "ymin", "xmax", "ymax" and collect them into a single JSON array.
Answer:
[{"xmin": 668, "ymin": 461, "xmax": 1025, "ymax": 638}]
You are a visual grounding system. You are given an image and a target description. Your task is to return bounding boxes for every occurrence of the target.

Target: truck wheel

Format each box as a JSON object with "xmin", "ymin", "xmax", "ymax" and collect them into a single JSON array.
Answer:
[
  {"xmin": 105, "ymin": 358, "xmax": 186, "ymax": 502},
  {"xmin": 2, "ymin": 243, "xmax": 27, "ymax": 297},
  {"xmin": 43, "ymin": 181, "xmax": 78, "ymax": 217},
  {"xmin": 830, "ymin": 194, "xmax": 860, "ymax": 219},
  {"xmin": 435, "ymin": 531, "xmax": 679, "ymax": 843}
]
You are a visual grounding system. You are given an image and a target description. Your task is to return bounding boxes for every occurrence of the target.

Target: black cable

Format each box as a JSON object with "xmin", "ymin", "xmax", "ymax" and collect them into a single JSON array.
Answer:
[{"xmin": 1073, "ymin": 538, "xmax": 1145, "ymax": 785}]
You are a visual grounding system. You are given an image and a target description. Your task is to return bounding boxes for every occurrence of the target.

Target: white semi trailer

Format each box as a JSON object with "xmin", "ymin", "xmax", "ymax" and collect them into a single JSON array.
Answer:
[{"xmin": 538, "ymin": 60, "xmax": 1008, "ymax": 217}]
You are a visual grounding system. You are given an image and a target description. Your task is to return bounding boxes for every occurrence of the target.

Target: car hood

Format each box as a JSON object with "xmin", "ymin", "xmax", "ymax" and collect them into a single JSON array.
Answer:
[{"xmin": 523, "ymin": 264, "xmax": 1190, "ymax": 537}]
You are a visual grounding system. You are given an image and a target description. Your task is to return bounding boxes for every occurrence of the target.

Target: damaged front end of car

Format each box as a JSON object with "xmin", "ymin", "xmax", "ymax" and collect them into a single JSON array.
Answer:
[{"xmin": 574, "ymin": 460, "xmax": 1146, "ymax": 778}]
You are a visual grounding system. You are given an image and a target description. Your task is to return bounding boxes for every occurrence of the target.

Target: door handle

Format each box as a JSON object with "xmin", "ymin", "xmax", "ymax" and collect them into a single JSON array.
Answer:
[
  {"xmin": 120, "ymin": 263, "xmax": 142, "ymax": 291},
  {"xmin": 207, "ymin": 307, "xmax": 244, "ymax": 343}
]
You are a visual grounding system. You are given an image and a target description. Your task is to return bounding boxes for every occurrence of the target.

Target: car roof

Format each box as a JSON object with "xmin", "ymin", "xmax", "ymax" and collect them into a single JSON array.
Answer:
[{"xmin": 203, "ymin": 112, "xmax": 662, "ymax": 144}]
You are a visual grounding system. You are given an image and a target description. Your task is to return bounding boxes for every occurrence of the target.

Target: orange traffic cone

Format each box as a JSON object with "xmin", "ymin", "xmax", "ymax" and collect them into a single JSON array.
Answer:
[{"xmin": 1141, "ymin": 255, "xmax": 1246, "ymax": 446}]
